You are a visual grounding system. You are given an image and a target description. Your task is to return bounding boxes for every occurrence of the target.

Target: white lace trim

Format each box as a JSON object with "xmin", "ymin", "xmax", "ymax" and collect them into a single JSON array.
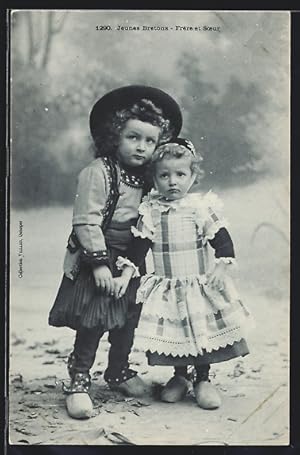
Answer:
[
  {"xmin": 134, "ymin": 325, "xmax": 253, "ymax": 357},
  {"xmin": 116, "ymin": 256, "xmax": 140, "ymax": 278},
  {"xmin": 131, "ymin": 225, "xmax": 154, "ymax": 241},
  {"xmin": 141, "ymin": 190, "xmax": 223, "ymax": 214},
  {"xmin": 215, "ymin": 257, "xmax": 237, "ymax": 266},
  {"xmin": 202, "ymin": 219, "xmax": 229, "ymax": 243}
]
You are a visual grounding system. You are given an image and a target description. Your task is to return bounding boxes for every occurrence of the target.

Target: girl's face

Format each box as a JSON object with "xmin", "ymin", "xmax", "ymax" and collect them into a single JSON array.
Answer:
[
  {"xmin": 154, "ymin": 154, "xmax": 196, "ymax": 200},
  {"xmin": 117, "ymin": 119, "xmax": 161, "ymax": 167}
]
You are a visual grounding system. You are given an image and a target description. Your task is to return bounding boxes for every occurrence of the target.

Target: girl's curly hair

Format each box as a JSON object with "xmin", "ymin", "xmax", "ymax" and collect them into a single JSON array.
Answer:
[
  {"xmin": 92, "ymin": 99, "xmax": 175, "ymax": 158},
  {"xmin": 150, "ymin": 142, "xmax": 205, "ymax": 182}
]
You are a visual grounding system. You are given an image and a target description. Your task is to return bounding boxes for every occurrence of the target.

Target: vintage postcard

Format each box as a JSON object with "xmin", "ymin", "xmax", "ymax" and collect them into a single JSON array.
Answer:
[{"xmin": 8, "ymin": 10, "xmax": 290, "ymax": 446}]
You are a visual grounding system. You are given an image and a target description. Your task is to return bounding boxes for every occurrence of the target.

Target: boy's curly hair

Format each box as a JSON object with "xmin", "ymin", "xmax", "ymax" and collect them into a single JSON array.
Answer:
[
  {"xmin": 150, "ymin": 142, "xmax": 204, "ymax": 182},
  {"xmin": 93, "ymin": 99, "xmax": 174, "ymax": 158}
]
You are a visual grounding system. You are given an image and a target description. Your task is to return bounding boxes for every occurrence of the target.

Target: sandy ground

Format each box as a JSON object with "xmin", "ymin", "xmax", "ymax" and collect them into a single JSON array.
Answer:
[{"xmin": 8, "ymin": 179, "xmax": 290, "ymax": 446}]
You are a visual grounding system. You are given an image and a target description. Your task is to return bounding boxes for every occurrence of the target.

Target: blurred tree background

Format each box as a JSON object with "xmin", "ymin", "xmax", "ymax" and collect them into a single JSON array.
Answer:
[{"xmin": 10, "ymin": 10, "xmax": 289, "ymax": 207}]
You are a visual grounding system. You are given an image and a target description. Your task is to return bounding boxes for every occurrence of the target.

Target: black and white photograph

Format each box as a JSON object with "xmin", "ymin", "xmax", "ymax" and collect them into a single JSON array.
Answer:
[{"xmin": 8, "ymin": 10, "xmax": 290, "ymax": 446}]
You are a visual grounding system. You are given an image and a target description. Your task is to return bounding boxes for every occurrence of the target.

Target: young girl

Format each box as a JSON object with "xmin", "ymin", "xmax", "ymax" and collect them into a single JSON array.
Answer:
[
  {"xmin": 116, "ymin": 138, "xmax": 254, "ymax": 410},
  {"xmin": 48, "ymin": 85, "xmax": 182, "ymax": 419}
]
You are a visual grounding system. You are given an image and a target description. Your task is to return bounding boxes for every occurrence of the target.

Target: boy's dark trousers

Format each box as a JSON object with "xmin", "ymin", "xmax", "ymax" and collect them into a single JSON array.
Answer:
[{"xmin": 70, "ymin": 317, "xmax": 137, "ymax": 381}]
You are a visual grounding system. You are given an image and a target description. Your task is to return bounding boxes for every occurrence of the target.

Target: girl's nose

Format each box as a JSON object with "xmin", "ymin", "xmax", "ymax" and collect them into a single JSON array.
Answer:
[{"xmin": 169, "ymin": 176, "xmax": 177, "ymax": 186}]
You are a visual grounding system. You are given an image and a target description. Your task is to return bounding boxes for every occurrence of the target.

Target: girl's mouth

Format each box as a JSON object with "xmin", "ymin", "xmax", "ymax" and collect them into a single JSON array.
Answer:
[{"xmin": 133, "ymin": 155, "xmax": 145, "ymax": 160}]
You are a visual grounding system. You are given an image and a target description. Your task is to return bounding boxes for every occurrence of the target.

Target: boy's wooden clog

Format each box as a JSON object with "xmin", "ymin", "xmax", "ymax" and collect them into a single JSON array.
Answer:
[
  {"xmin": 65, "ymin": 393, "xmax": 93, "ymax": 419},
  {"xmin": 108, "ymin": 375, "xmax": 147, "ymax": 397}
]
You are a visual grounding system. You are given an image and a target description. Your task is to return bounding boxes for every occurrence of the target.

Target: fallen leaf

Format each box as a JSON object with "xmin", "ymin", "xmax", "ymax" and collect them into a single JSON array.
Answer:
[
  {"xmin": 12, "ymin": 337, "xmax": 26, "ymax": 346},
  {"xmin": 45, "ymin": 349, "xmax": 61, "ymax": 354},
  {"xmin": 28, "ymin": 342, "xmax": 43, "ymax": 350},
  {"xmin": 13, "ymin": 384, "xmax": 25, "ymax": 390},
  {"xmin": 42, "ymin": 361, "xmax": 54, "ymax": 365},
  {"xmin": 245, "ymin": 375, "xmax": 260, "ymax": 380},
  {"xmin": 251, "ymin": 366, "xmax": 263, "ymax": 373},
  {"xmin": 232, "ymin": 362, "xmax": 245, "ymax": 377},
  {"xmin": 106, "ymin": 431, "xmax": 136, "ymax": 445},
  {"xmin": 132, "ymin": 400, "xmax": 151, "ymax": 407},
  {"xmin": 11, "ymin": 374, "xmax": 23, "ymax": 383},
  {"xmin": 44, "ymin": 384, "xmax": 56, "ymax": 389},
  {"xmin": 15, "ymin": 428, "xmax": 37, "ymax": 436},
  {"xmin": 43, "ymin": 340, "xmax": 58, "ymax": 346}
]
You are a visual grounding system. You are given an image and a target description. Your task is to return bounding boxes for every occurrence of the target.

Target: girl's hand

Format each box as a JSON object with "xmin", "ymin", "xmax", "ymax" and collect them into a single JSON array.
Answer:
[
  {"xmin": 113, "ymin": 267, "xmax": 135, "ymax": 299},
  {"xmin": 207, "ymin": 261, "xmax": 227, "ymax": 291},
  {"xmin": 93, "ymin": 265, "xmax": 114, "ymax": 295}
]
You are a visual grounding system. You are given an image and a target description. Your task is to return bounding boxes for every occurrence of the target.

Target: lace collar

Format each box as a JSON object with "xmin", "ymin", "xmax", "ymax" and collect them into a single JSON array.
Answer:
[{"xmin": 144, "ymin": 190, "xmax": 199, "ymax": 212}]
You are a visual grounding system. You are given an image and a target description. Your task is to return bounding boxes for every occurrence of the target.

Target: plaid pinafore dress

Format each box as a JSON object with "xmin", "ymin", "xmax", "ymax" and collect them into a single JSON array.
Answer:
[{"xmin": 132, "ymin": 191, "xmax": 253, "ymax": 360}]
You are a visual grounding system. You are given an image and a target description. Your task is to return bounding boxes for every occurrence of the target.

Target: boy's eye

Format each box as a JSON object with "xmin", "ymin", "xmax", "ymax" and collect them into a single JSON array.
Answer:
[{"xmin": 177, "ymin": 172, "xmax": 186, "ymax": 177}]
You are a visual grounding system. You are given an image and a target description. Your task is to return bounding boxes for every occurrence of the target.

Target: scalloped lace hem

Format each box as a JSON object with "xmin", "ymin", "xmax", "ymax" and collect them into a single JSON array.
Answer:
[{"xmin": 134, "ymin": 328, "xmax": 252, "ymax": 357}]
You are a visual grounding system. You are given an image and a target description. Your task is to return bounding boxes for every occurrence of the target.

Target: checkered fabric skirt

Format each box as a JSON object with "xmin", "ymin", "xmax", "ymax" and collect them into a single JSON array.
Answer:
[{"xmin": 133, "ymin": 211, "xmax": 254, "ymax": 357}]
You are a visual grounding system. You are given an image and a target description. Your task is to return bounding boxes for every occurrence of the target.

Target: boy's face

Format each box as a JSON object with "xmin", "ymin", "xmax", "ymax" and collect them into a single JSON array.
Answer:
[
  {"xmin": 154, "ymin": 155, "xmax": 196, "ymax": 200},
  {"xmin": 117, "ymin": 119, "xmax": 161, "ymax": 167}
]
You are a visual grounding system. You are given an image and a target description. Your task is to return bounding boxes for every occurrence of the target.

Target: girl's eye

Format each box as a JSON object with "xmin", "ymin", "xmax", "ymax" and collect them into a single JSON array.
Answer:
[
  {"xmin": 159, "ymin": 173, "xmax": 168, "ymax": 178},
  {"xmin": 147, "ymin": 138, "xmax": 156, "ymax": 144}
]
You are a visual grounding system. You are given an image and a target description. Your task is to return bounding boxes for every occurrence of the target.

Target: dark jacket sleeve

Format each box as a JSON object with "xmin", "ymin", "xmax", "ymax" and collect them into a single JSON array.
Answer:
[
  {"xmin": 208, "ymin": 227, "xmax": 235, "ymax": 258},
  {"xmin": 125, "ymin": 236, "xmax": 153, "ymax": 268}
]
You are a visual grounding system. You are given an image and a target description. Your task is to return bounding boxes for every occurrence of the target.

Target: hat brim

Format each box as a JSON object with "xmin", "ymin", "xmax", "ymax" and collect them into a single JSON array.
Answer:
[{"xmin": 89, "ymin": 85, "xmax": 182, "ymax": 141}]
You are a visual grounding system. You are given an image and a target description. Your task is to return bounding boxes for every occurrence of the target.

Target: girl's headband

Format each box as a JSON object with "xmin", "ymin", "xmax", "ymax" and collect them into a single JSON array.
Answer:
[{"xmin": 160, "ymin": 137, "xmax": 199, "ymax": 158}]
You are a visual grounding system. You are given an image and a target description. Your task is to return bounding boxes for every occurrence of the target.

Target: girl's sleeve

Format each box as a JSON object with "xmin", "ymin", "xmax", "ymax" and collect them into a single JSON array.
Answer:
[
  {"xmin": 116, "ymin": 201, "xmax": 154, "ymax": 274},
  {"xmin": 116, "ymin": 236, "xmax": 152, "ymax": 276},
  {"xmin": 208, "ymin": 227, "xmax": 235, "ymax": 261},
  {"xmin": 197, "ymin": 191, "xmax": 236, "ymax": 263},
  {"xmin": 72, "ymin": 162, "xmax": 110, "ymax": 268},
  {"xmin": 130, "ymin": 200, "xmax": 156, "ymax": 241}
]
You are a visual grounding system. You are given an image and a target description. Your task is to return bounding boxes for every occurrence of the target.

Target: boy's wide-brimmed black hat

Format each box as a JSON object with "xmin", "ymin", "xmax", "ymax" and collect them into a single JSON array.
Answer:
[{"xmin": 89, "ymin": 85, "xmax": 182, "ymax": 141}]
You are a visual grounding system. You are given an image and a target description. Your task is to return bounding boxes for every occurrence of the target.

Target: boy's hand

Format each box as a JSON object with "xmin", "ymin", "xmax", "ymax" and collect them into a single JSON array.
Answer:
[{"xmin": 93, "ymin": 265, "xmax": 114, "ymax": 295}]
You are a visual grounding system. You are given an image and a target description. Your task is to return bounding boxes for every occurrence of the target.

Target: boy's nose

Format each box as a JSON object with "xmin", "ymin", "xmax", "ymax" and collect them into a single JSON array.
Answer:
[
  {"xmin": 136, "ymin": 140, "xmax": 146, "ymax": 151},
  {"xmin": 169, "ymin": 177, "xmax": 177, "ymax": 186}
]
